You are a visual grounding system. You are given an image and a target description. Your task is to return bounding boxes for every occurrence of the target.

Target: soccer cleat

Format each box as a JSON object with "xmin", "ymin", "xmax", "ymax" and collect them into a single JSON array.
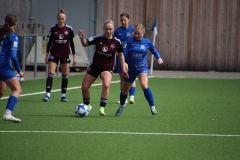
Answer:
[
  {"xmin": 88, "ymin": 105, "xmax": 92, "ymax": 112},
  {"xmin": 129, "ymin": 97, "xmax": 135, "ymax": 104},
  {"xmin": 61, "ymin": 97, "xmax": 68, "ymax": 102},
  {"xmin": 43, "ymin": 95, "xmax": 50, "ymax": 102},
  {"xmin": 3, "ymin": 114, "xmax": 21, "ymax": 123},
  {"xmin": 116, "ymin": 99, "xmax": 128, "ymax": 104},
  {"xmin": 151, "ymin": 108, "xmax": 158, "ymax": 115},
  {"xmin": 115, "ymin": 104, "xmax": 126, "ymax": 116},
  {"xmin": 99, "ymin": 107, "xmax": 105, "ymax": 116}
]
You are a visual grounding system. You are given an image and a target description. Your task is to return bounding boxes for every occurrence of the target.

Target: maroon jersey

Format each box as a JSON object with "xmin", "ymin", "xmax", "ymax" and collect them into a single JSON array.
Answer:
[
  {"xmin": 88, "ymin": 34, "xmax": 123, "ymax": 68},
  {"xmin": 47, "ymin": 24, "xmax": 75, "ymax": 58}
]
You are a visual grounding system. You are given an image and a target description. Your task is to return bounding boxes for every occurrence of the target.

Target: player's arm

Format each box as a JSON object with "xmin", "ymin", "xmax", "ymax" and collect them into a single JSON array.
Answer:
[
  {"xmin": 78, "ymin": 30, "xmax": 89, "ymax": 47},
  {"xmin": 69, "ymin": 30, "xmax": 76, "ymax": 65},
  {"xmin": 117, "ymin": 45, "xmax": 129, "ymax": 78},
  {"xmin": 149, "ymin": 42, "xmax": 163, "ymax": 64},
  {"xmin": 46, "ymin": 29, "xmax": 53, "ymax": 63}
]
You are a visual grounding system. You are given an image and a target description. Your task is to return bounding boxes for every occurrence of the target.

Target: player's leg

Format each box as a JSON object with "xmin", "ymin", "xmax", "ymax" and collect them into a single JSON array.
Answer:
[
  {"xmin": 81, "ymin": 64, "xmax": 99, "ymax": 112},
  {"xmin": 0, "ymin": 81, "xmax": 6, "ymax": 98},
  {"xmin": 60, "ymin": 57, "xmax": 71, "ymax": 102},
  {"xmin": 3, "ymin": 72, "xmax": 22, "ymax": 122},
  {"xmin": 138, "ymin": 72, "xmax": 158, "ymax": 115},
  {"xmin": 129, "ymin": 80, "xmax": 136, "ymax": 104},
  {"xmin": 43, "ymin": 58, "xmax": 57, "ymax": 102},
  {"xmin": 98, "ymin": 70, "xmax": 112, "ymax": 116},
  {"xmin": 116, "ymin": 71, "xmax": 135, "ymax": 116}
]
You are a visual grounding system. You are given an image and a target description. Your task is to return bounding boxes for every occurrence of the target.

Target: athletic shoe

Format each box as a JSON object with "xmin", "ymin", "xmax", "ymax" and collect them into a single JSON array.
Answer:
[
  {"xmin": 116, "ymin": 99, "xmax": 128, "ymax": 104},
  {"xmin": 3, "ymin": 114, "xmax": 21, "ymax": 123},
  {"xmin": 88, "ymin": 105, "xmax": 93, "ymax": 112},
  {"xmin": 61, "ymin": 97, "xmax": 68, "ymax": 102},
  {"xmin": 151, "ymin": 108, "xmax": 158, "ymax": 115},
  {"xmin": 115, "ymin": 104, "xmax": 126, "ymax": 116},
  {"xmin": 43, "ymin": 95, "xmax": 50, "ymax": 102},
  {"xmin": 129, "ymin": 97, "xmax": 135, "ymax": 104},
  {"xmin": 99, "ymin": 107, "xmax": 105, "ymax": 116}
]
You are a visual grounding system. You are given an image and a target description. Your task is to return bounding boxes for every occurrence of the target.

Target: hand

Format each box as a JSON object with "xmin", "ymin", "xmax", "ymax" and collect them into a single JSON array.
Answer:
[
  {"xmin": 45, "ymin": 54, "xmax": 49, "ymax": 64},
  {"xmin": 78, "ymin": 30, "xmax": 85, "ymax": 39},
  {"xmin": 18, "ymin": 71, "xmax": 24, "ymax": 78},
  {"xmin": 72, "ymin": 56, "xmax": 77, "ymax": 66},
  {"xmin": 158, "ymin": 58, "xmax": 163, "ymax": 64}
]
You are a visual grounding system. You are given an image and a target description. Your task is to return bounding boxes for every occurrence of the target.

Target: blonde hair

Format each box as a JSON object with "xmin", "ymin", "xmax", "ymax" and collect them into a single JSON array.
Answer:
[
  {"xmin": 103, "ymin": 20, "xmax": 114, "ymax": 27},
  {"xmin": 57, "ymin": 9, "xmax": 66, "ymax": 17},
  {"xmin": 134, "ymin": 24, "xmax": 145, "ymax": 33}
]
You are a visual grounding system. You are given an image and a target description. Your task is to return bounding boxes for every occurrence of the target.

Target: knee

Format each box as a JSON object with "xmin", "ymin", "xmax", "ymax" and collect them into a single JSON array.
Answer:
[{"xmin": 102, "ymin": 82, "xmax": 110, "ymax": 90}]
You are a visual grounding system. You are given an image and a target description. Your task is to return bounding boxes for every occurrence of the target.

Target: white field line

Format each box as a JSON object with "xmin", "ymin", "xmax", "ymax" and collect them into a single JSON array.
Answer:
[
  {"xmin": 1, "ymin": 76, "xmax": 153, "ymax": 100},
  {"xmin": 0, "ymin": 130, "xmax": 239, "ymax": 137},
  {"xmin": 1, "ymin": 80, "xmax": 121, "ymax": 100}
]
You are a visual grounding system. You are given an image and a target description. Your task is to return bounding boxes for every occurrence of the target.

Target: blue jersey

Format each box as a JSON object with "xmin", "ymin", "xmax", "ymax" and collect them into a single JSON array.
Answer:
[
  {"xmin": 114, "ymin": 25, "xmax": 134, "ymax": 73},
  {"xmin": 114, "ymin": 25, "xmax": 134, "ymax": 50},
  {"xmin": 0, "ymin": 32, "xmax": 21, "ymax": 73},
  {"xmin": 124, "ymin": 36, "xmax": 161, "ymax": 71}
]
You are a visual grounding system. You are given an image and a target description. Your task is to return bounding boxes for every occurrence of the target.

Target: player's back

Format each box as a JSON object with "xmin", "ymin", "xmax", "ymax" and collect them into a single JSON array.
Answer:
[{"xmin": 0, "ymin": 32, "xmax": 18, "ymax": 68}]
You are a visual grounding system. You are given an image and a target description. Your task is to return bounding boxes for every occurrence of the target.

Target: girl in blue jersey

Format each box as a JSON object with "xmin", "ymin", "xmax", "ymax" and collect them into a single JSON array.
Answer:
[
  {"xmin": 114, "ymin": 13, "xmax": 136, "ymax": 104},
  {"xmin": 0, "ymin": 14, "xmax": 24, "ymax": 122},
  {"xmin": 116, "ymin": 24, "xmax": 163, "ymax": 116},
  {"xmin": 79, "ymin": 20, "xmax": 128, "ymax": 116}
]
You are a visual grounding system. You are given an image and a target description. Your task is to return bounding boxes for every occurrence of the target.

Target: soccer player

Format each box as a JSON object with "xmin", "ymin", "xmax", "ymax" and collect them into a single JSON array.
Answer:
[
  {"xmin": 116, "ymin": 24, "xmax": 163, "ymax": 116},
  {"xmin": 78, "ymin": 20, "xmax": 128, "ymax": 116},
  {"xmin": 0, "ymin": 14, "xmax": 24, "ymax": 122},
  {"xmin": 114, "ymin": 13, "xmax": 136, "ymax": 104},
  {"xmin": 43, "ymin": 9, "xmax": 76, "ymax": 102}
]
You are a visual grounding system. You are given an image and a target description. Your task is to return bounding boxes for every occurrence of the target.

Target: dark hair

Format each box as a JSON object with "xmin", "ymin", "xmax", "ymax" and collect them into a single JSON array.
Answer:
[
  {"xmin": 0, "ymin": 14, "xmax": 17, "ymax": 43},
  {"xmin": 120, "ymin": 13, "xmax": 130, "ymax": 19}
]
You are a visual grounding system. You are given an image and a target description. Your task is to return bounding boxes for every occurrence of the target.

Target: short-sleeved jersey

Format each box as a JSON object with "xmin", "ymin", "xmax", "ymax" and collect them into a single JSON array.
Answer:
[
  {"xmin": 87, "ymin": 34, "xmax": 123, "ymax": 68},
  {"xmin": 124, "ymin": 37, "xmax": 161, "ymax": 71},
  {"xmin": 0, "ymin": 32, "xmax": 21, "ymax": 72},
  {"xmin": 47, "ymin": 24, "xmax": 75, "ymax": 58},
  {"xmin": 114, "ymin": 25, "xmax": 134, "ymax": 49}
]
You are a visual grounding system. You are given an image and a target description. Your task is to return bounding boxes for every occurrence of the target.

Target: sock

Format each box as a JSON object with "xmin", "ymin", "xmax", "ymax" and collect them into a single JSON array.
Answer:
[
  {"xmin": 83, "ymin": 98, "xmax": 90, "ymax": 105},
  {"xmin": 46, "ymin": 73, "xmax": 54, "ymax": 93},
  {"xmin": 5, "ymin": 95, "xmax": 18, "ymax": 113},
  {"xmin": 143, "ymin": 88, "xmax": 155, "ymax": 106},
  {"xmin": 46, "ymin": 92, "xmax": 50, "ymax": 97},
  {"xmin": 120, "ymin": 92, "xmax": 128, "ymax": 105},
  {"xmin": 61, "ymin": 75, "xmax": 68, "ymax": 94},
  {"xmin": 100, "ymin": 98, "xmax": 108, "ymax": 108},
  {"xmin": 129, "ymin": 86, "xmax": 136, "ymax": 97}
]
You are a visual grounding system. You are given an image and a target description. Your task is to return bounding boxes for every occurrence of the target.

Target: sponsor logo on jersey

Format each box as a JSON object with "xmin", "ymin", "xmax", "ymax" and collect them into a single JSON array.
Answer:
[{"xmin": 102, "ymin": 46, "xmax": 108, "ymax": 52}]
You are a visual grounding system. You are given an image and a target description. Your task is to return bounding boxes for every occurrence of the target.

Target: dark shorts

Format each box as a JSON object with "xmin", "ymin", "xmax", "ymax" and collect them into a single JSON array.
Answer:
[
  {"xmin": 87, "ymin": 63, "xmax": 114, "ymax": 78},
  {"xmin": 48, "ymin": 54, "xmax": 71, "ymax": 64}
]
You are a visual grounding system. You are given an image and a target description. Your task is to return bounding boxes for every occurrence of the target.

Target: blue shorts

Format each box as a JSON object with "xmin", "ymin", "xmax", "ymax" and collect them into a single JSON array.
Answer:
[
  {"xmin": 116, "ymin": 55, "xmax": 122, "ymax": 73},
  {"xmin": 0, "ymin": 65, "xmax": 17, "ymax": 82},
  {"xmin": 124, "ymin": 68, "xmax": 149, "ymax": 83}
]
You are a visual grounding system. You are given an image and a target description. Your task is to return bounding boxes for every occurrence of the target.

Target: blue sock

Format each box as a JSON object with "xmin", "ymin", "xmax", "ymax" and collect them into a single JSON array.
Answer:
[
  {"xmin": 6, "ymin": 95, "xmax": 18, "ymax": 111},
  {"xmin": 120, "ymin": 92, "xmax": 128, "ymax": 105},
  {"xmin": 143, "ymin": 88, "xmax": 154, "ymax": 106},
  {"xmin": 129, "ymin": 86, "xmax": 136, "ymax": 96}
]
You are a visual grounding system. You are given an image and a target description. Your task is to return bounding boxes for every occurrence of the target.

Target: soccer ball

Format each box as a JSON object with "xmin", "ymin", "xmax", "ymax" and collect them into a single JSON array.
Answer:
[
  {"xmin": 75, "ymin": 104, "xmax": 89, "ymax": 117},
  {"xmin": 16, "ymin": 74, "xmax": 24, "ymax": 84}
]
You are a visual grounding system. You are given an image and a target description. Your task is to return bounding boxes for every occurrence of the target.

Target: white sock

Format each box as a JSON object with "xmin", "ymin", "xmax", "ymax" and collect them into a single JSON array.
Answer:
[
  {"xmin": 46, "ymin": 92, "xmax": 50, "ymax": 97},
  {"xmin": 61, "ymin": 94, "xmax": 66, "ymax": 97},
  {"xmin": 5, "ymin": 109, "xmax": 12, "ymax": 115},
  {"xmin": 151, "ymin": 106, "xmax": 155, "ymax": 110}
]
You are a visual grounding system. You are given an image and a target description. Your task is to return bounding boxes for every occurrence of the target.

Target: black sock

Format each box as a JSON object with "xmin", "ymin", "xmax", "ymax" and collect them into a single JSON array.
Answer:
[
  {"xmin": 46, "ymin": 73, "xmax": 54, "ymax": 93},
  {"xmin": 61, "ymin": 75, "xmax": 68, "ymax": 94}
]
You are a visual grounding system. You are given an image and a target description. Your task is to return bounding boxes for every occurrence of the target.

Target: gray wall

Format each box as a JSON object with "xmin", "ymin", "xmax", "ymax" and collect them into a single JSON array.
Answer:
[{"xmin": 0, "ymin": 0, "xmax": 96, "ymax": 64}]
